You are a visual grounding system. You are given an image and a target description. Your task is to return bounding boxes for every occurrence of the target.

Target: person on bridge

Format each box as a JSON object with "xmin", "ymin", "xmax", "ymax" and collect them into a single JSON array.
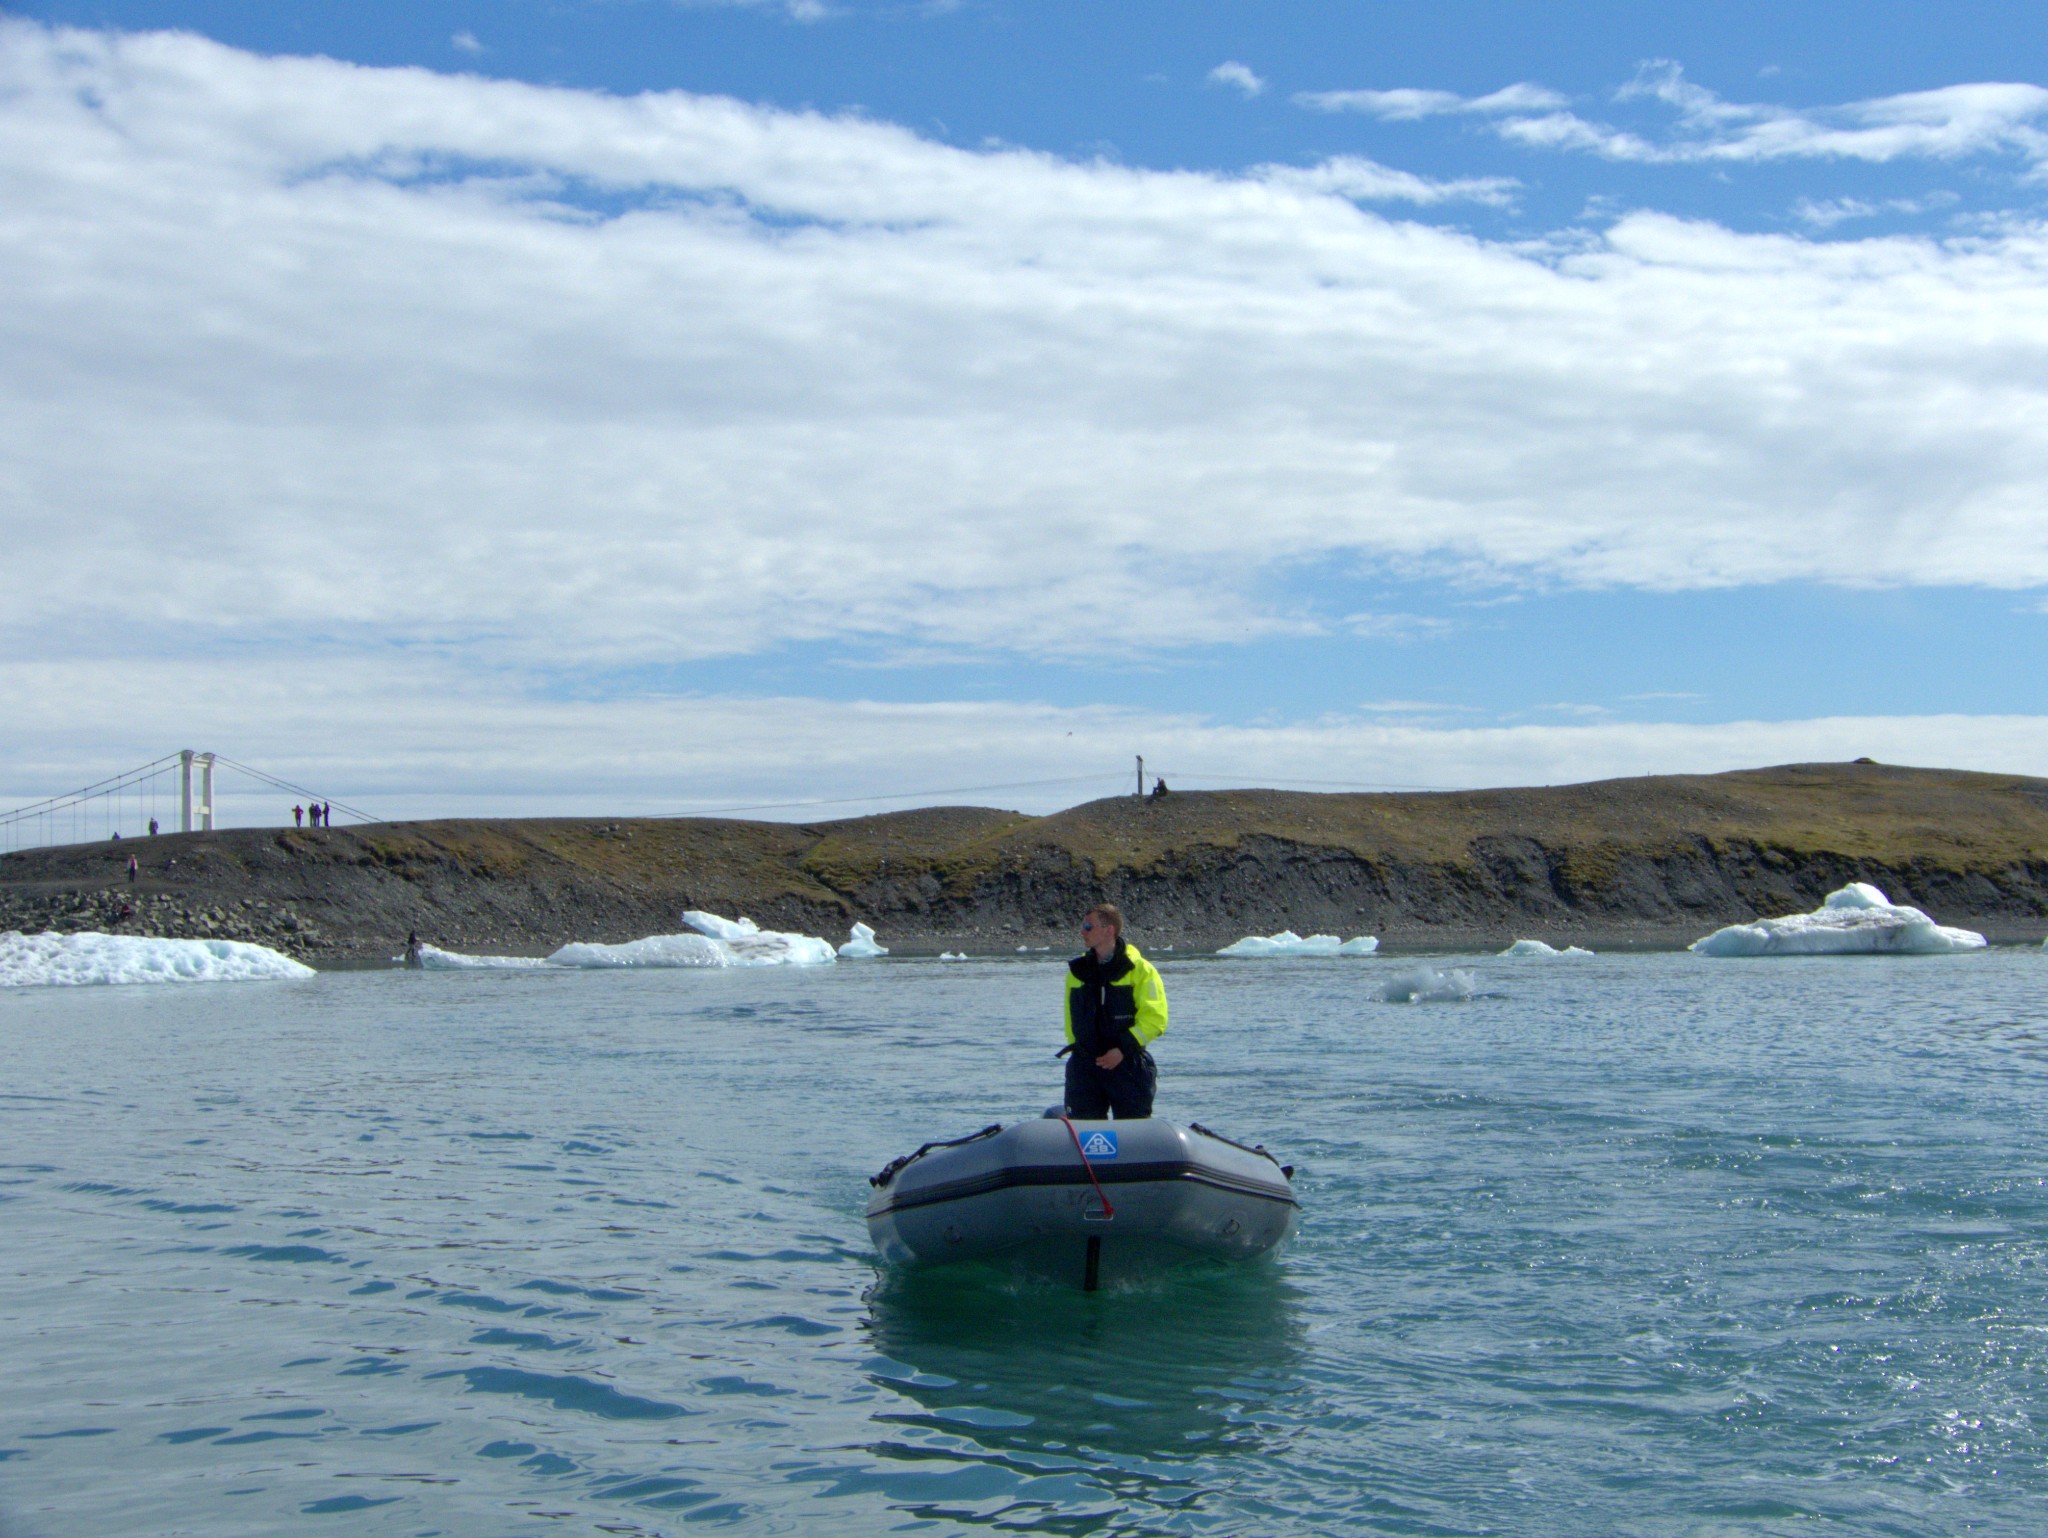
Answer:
[{"xmin": 1059, "ymin": 903, "xmax": 1168, "ymax": 1120}]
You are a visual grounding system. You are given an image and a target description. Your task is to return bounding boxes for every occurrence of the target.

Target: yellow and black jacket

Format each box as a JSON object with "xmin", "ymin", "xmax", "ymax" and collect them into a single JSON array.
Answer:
[{"xmin": 1063, "ymin": 940, "xmax": 1169, "ymax": 1059}]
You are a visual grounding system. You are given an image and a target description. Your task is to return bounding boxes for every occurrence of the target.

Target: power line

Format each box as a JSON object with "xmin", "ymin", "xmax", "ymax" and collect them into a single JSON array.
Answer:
[
  {"xmin": 1154, "ymin": 771, "xmax": 1458, "ymax": 793},
  {"xmin": 211, "ymin": 756, "xmax": 378, "ymax": 826},
  {"xmin": 655, "ymin": 772, "xmax": 1132, "ymax": 820},
  {"xmin": 0, "ymin": 753, "xmax": 184, "ymax": 825}
]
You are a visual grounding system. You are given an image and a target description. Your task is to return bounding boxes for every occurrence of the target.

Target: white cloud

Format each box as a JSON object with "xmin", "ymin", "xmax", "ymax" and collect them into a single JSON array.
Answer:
[
  {"xmin": 1331, "ymin": 61, "xmax": 2048, "ymax": 169},
  {"xmin": 1255, "ymin": 154, "xmax": 1516, "ymax": 206},
  {"xmin": 678, "ymin": 0, "xmax": 834, "ymax": 19},
  {"xmin": 1614, "ymin": 62, "xmax": 2048, "ymax": 165},
  {"xmin": 1792, "ymin": 192, "xmax": 1957, "ymax": 230},
  {"xmin": 7, "ymin": 21, "xmax": 2048, "ymax": 719},
  {"xmin": 1208, "ymin": 61, "xmax": 1265, "ymax": 99},
  {"xmin": 1340, "ymin": 611, "xmax": 1457, "ymax": 640},
  {"xmin": 451, "ymin": 31, "xmax": 482, "ymax": 55},
  {"xmin": 1294, "ymin": 82, "xmax": 1566, "ymax": 119}
]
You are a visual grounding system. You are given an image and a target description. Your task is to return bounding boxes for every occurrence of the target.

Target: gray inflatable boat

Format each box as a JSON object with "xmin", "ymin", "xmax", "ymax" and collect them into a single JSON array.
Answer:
[{"xmin": 867, "ymin": 1117, "xmax": 1298, "ymax": 1290}]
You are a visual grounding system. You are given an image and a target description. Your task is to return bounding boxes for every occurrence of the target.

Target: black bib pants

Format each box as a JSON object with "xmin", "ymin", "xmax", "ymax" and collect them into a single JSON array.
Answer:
[{"xmin": 1064, "ymin": 1045, "xmax": 1157, "ymax": 1119}]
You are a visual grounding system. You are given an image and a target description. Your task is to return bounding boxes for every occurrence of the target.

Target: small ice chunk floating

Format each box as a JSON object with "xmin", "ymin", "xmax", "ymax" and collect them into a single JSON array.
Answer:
[
  {"xmin": 0, "ymin": 930, "xmax": 314, "ymax": 988},
  {"xmin": 867, "ymin": 1118, "xmax": 1298, "ymax": 1291},
  {"xmin": 1690, "ymin": 883, "xmax": 1987, "ymax": 957},
  {"xmin": 1380, "ymin": 966, "xmax": 1476, "ymax": 1002},
  {"xmin": 1218, "ymin": 930, "xmax": 1378, "ymax": 956},
  {"xmin": 1498, "ymin": 939, "xmax": 1595, "ymax": 957},
  {"xmin": 838, "ymin": 923, "xmax": 888, "ymax": 958}
]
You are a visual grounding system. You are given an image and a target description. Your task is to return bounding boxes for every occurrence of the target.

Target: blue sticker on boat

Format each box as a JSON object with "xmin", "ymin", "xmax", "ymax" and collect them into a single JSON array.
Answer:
[{"xmin": 1080, "ymin": 1130, "xmax": 1118, "ymax": 1158}]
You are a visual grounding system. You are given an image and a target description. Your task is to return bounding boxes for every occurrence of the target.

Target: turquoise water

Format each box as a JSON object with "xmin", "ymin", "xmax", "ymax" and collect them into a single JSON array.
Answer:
[{"xmin": 4, "ymin": 950, "xmax": 2047, "ymax": 1536}]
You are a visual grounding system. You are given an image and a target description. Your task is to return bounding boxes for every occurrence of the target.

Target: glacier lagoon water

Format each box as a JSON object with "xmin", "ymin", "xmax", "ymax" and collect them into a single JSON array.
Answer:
[{"xmin": 5, "ymin": 950, "xmax": 2048, "ymax": 1537}]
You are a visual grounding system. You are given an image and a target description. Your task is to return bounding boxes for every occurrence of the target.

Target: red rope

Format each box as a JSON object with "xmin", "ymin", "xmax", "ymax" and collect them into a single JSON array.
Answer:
[{"xmin": 1058, "ymin": 1115, "xmax": 1115, "ymax": 1219}]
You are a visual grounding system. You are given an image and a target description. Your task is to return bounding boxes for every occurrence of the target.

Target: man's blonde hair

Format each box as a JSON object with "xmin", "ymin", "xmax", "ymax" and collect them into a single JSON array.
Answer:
[{"xmin": 1085, "ymin": 903, "xmax": 1125, "ymax": 937}]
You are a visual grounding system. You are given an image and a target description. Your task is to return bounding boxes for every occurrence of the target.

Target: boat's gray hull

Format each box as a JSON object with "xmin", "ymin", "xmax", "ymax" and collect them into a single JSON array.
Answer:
[{"xmin": 867, "ymin": 1119, "xmax": 1297, "ymax": 1284}]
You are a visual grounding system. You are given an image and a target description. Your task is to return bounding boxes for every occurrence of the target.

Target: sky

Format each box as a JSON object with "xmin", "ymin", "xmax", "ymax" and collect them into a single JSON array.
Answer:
[{"xmin": 4, "ymin": 1, "xmax": 2048, "ymax": 829}]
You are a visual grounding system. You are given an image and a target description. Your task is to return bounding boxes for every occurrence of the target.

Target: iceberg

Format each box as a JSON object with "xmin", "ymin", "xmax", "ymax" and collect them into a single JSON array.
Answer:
[
  {"xmin": 1380, "ymin": 966, "xmax": 1476, "ymax": 1003},
  {"xmin": 839, "ymin": 922, "xmax": 888, "ymax": 958},
  {"xmin": 938, "ymin": 951, "xmax": 969, "ymax": 961},
  {"xmin": 1690, "ymin": 883, "xmax": 1987, "ymax": 957},
  {"xmin": 549, "ymin": 934, "xmax": 743, "ymax": 968},
  {"xmin": 0, "ymin": 930, "xmax": 314, "ymax": 988},
  {"xmin": 677, "ymin": 911, "xmax": 839, "ymax": 965},
  {"xmin": 416, "ymin": 945, "xmax": 552, "ymax": 971},
  {"xmin": 409, "ymin": 914, "xmax": 838, "ymax": 972},
  {"xmin": 1218, "ymin": 930, "xmax": 1379, "ymax": 957},
  {"xmin": 1498, "ymin": 939, "xmax": 1595, "ymax": 958},
  {"xmin": 552, "ymin": 912, "xmax": 837, "ymax": 969}
]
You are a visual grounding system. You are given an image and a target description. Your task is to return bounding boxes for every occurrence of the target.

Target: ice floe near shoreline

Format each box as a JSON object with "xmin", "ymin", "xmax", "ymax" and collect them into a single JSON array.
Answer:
[
  {"xmin": 1219, "ymin": 930, "xmax": 1379, "ymax": 957},
  {"xmin": 415, "ymin": 912, "xmax": 840, "ymax": 971},
  {"xmin": 1690, "ymin": 883, "xmax": 1987, "ymax": 957},
  {"xmin": 1499, "ymin": 939, "xmax": 1595, "ymax": 958},
  {"xmin": 839, "ymin": 923, "xmax": 888, "ymax": 958},
  {"xmin": 0, "ymin": 930, "xmax": 314, "ymax": 988},
  {"xmin": 417, "ymin": 945, "xmax": 551, "ymax": 971}
]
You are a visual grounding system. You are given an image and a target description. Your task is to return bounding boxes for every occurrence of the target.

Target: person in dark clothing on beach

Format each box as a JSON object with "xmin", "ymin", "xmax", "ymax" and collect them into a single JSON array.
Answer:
[
  {"xmin": 1060, "ymin": 903, "xmax": 1169, "ymax": 1119},
  {"xmin": 293, "ymin": 804, "xmax": 304, "ymax": 827},
  {"xmin": 148, "ymin": 817, "xmax": 158, "ymax": 837}
]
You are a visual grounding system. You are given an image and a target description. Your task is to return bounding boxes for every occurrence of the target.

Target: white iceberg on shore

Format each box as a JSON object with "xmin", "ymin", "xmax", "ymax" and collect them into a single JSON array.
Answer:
[
  {"xmin": 0, "ymin": 930, "xmax": 314, "ymax": 988},
  {"xmin": 1690, "ymin": 883, "xmax": 1987, "ymax": 957},
  {"xmin": 1381, "ymin": 966, "xmax": 1476, "ymax": 1003},
  {"xmin": 839, "ymin": 922, "xmax": 888, "ymax": 958},
  {"xmin": 1219, "ymin": 930, "xmax": 1379, "ymax": 957},
  {"xmin": 1499, "ymin": 939, "xmax": 1595, "ymax": 958}
]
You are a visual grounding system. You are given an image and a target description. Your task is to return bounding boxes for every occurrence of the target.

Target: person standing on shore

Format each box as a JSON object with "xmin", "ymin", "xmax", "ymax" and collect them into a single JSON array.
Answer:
[
  {"xmin": 293, "ymin": 804, "xmax": 304, "ymax": 827},
  {"xmin": 1060, "ymin": 903, "xmax": 1168, "ymax": 1119}
]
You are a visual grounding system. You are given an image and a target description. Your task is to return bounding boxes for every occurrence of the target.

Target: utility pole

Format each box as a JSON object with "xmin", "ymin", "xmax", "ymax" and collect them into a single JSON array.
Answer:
[{"xmin": 1136, "ymin": 755, "xmax": 1144, "ymax": 797}]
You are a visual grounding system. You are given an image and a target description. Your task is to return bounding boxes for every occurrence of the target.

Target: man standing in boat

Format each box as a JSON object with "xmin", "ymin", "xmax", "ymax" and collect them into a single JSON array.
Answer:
[{"xmin": 1061, "ymin": 903, "xmax": 1169, "ymax": 1118}]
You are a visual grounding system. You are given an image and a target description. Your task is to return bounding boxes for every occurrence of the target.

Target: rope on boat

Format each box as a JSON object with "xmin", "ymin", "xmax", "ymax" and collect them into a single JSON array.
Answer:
[{"xmin": 1056, "ymin": 1114, "xmax": 1115, "ymax": 1219}]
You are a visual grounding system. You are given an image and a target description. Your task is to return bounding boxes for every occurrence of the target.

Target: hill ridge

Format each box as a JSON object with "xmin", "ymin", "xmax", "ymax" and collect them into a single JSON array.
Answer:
[{"xmin": 5, "ymin": 761, "xmax": 2048, "ymax": 959}]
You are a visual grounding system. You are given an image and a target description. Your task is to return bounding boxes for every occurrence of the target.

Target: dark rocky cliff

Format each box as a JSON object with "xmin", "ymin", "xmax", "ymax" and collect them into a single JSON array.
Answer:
[{"xmin": 6, "ymin": 761, "xmax": 2048, "ymax": 960}]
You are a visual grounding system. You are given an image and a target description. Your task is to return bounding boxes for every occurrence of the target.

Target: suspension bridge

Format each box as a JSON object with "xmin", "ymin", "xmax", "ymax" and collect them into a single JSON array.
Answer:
[{"xmin": 0, "ymin": 751, "xmax": 375, "ymax": 856}]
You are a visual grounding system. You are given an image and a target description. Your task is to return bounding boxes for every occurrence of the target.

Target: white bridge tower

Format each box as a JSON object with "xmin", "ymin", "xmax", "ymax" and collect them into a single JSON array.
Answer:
[{"xmin": 178, "ymin": 750, "xmax": 216, "ymax": 833}]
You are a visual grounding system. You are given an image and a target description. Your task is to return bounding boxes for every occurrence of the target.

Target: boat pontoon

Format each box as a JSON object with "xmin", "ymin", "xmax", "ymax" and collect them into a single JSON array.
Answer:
[{"xmin": 867, "ymin": 1115, "xmax": 1298, "ymax": 1290}]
